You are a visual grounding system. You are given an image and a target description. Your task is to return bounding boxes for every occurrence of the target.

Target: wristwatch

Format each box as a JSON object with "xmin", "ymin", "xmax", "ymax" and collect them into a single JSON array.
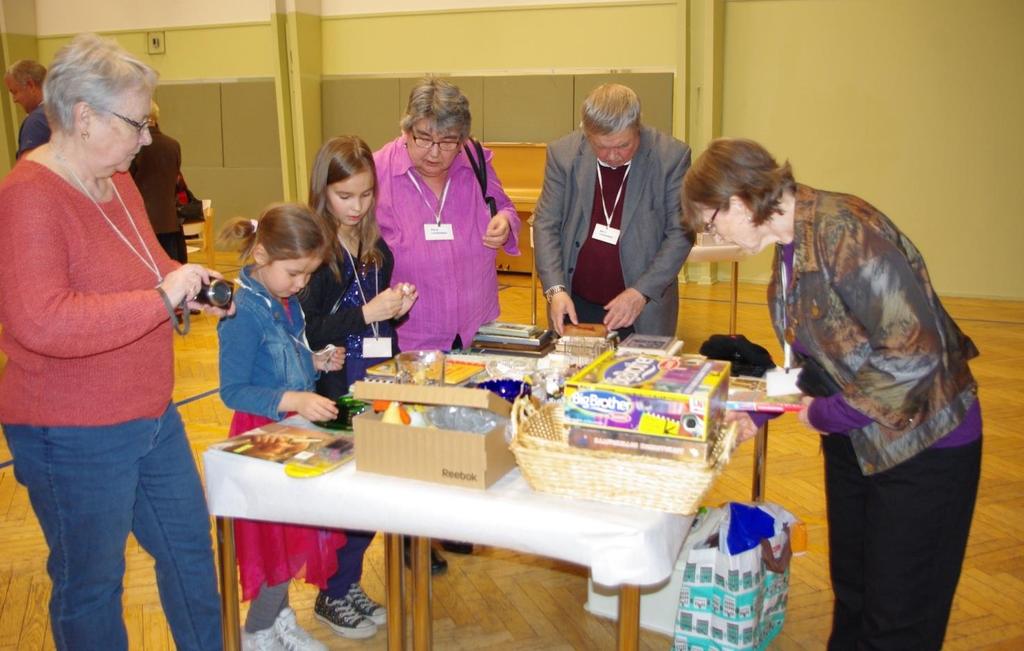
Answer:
[{"xmin": 544, "ymin": 285, "xmax": 567, "ymax": 303}]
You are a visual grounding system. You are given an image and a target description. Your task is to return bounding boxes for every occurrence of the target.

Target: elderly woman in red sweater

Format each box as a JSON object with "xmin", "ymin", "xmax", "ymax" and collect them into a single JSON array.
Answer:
[{"xmin": 0, "ymin": 35, "xmax": 227, "ymax": 651}]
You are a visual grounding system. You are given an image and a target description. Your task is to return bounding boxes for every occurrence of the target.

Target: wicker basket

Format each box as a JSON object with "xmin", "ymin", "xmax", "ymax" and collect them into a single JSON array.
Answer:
[{"xmin": 509, "ymin": 398, "xmax": 737, "ymax": 514}]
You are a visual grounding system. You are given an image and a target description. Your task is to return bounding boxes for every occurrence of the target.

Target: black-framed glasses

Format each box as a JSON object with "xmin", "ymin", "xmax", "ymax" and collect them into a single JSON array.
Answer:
[
  {"xmin": 108, "ymin": 110, "xmax": 153, "ymax": 134},
  {"xmin": 704, "ymin": 208, "xmax": 720, "ymax": 235},
  {"xmin": 411, "ymin": 134, "xmax": 460, "ymax": 152}
]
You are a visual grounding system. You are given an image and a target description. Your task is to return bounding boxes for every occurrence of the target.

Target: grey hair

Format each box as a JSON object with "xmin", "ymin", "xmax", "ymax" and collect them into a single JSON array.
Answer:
[
  {"xmin": 43, "ymin": 33, "xmax": 158, "ymax": 134},
  {"xmin": 399, "ymin": 77, "xmax": 471, "ymax": 141},
  {"xmin": 580, "ymin": 83, "xmax": 642, "ymax": 135},
  {"xmin": 5, "ymin": 60, "xmax": 46, "ymax": 86}
]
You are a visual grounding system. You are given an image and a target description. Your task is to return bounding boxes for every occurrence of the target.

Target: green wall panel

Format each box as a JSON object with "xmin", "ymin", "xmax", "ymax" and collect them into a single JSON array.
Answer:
[
  {"xmin": 482, "ymin": 75, "xmax": 574, "ymax": 143},
  {"xmin": 221, "ymin": 81, "xmax": 280, "ymax": 169},
  {"xmin": 182, "ymin": 166, "xmax": 284, "ymax": 238},
  {"xmin": 321, "ymin": 78, "xmax": 402, "ymax": 151},
  {"xmin": 154, "ymin": 84, "xmax": 223, "ymax": 167}
]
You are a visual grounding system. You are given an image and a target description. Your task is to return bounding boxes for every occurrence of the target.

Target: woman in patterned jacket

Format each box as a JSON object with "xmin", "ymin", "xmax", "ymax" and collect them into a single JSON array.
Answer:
[{"xmin": 683, "ymin": 138, "xmax": 981, "ymax": 651}]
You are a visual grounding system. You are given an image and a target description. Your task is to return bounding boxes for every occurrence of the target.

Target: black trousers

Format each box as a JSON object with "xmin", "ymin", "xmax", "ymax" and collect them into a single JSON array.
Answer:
[
  {"xmin": 569, "ymin": 293, "xmax": 635, "ymax": 339},
  {"xmin": 821, "ymin": 434, "xmax": 981, "ymax": 651}
]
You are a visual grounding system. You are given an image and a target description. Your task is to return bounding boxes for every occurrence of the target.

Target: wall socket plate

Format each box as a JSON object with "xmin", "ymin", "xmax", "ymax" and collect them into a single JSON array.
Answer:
[{"xmin": 147, "ymin": 31, "xmax": 165, "ymax": 55}]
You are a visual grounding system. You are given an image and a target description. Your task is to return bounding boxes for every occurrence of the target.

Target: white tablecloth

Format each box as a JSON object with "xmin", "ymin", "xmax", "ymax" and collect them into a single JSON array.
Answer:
[{"xmin": 203, "ymin": 435, "xmax": 691, "ymax": 587}]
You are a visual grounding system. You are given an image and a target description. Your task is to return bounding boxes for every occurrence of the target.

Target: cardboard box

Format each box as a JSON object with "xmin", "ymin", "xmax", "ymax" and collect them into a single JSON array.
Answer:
[
  {"xmin": 351, "ymin": 381, "xmax": 516, "ymax": 490},
  {"xmin": 564, "ymin": 352, "xmax": 730, "ymax": 442}
]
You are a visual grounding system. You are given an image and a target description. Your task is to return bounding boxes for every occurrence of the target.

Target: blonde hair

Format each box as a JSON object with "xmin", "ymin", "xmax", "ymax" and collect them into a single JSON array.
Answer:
[{"xmin": 218, "ymin": 203, "xmax": 333, "ymax": 266}]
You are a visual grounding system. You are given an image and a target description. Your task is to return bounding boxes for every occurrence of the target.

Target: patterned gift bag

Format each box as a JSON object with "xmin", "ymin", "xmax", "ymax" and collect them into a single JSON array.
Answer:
[{"xmin": 672, "ymin": 504, "xmax": 794, "ymax": 651}]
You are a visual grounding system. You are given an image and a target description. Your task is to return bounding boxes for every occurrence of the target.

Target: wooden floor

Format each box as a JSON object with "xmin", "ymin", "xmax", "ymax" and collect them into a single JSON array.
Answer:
[{"xmin": 2, "ymin": 259, "xmax": 1023, "ymax": 650}]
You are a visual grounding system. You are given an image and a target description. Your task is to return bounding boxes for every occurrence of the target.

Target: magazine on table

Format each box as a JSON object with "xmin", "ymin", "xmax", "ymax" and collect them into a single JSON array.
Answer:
[{"xmin": 210, "ymin": 421, "xmax": 354, "ymax": 477}]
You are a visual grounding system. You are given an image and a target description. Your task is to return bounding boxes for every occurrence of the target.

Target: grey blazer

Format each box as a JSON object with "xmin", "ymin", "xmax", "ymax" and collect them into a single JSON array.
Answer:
[{"xmin": 533, "ymin": 126, "xmax": 692, "ymax": 336}]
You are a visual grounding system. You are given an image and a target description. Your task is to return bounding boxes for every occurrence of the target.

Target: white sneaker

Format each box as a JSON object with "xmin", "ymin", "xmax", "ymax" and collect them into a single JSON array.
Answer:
[
  {"xmin": 273, "ymin": 607, "xmax": 328, "ymax": 651},
  {"xmin": 242, "ymin": 627, "xmax": 284, "ymax": 651}
]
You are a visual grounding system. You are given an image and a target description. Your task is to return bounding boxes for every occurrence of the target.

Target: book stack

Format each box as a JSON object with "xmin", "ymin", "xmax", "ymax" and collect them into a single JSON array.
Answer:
[{"xmin": 472, "ymin": 321, "xmax": 555, "ymax": 356}]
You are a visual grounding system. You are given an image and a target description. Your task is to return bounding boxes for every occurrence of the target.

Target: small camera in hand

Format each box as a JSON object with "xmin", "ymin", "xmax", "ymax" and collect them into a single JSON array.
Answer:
[{"xmin": 194, "ymin": 279, "xmax": 234, "ymax": 308}]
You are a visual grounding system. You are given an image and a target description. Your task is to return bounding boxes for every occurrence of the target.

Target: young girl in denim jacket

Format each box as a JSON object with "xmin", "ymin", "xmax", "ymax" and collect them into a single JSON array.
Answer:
[{"xmin": 218, "ymin": 203, "xmax": 346, "ymax": 651}]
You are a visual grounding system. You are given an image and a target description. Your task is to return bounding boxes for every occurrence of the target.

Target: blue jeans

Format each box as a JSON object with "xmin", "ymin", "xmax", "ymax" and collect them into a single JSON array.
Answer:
[{"xmin": 3, "ymin": 404, "xmax": 222, "ymax": 651}]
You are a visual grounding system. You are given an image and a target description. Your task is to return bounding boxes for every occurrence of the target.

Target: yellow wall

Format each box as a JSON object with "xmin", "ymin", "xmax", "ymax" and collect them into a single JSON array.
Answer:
[
  {"xmin": 321, "ymin": 2, "xmax": 679, "ymax": 75},
  {"xmin": 719, "ymin": 0, "xmax": 1024, "ymax": 299},
  {"xmin": 36, "ymin": 23, "xmax": 277, "ymax": 81}
]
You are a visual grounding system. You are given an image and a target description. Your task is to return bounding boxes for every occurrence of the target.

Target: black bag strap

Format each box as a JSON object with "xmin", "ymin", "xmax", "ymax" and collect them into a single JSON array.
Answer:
[{"xmin": 465, "ymin": 139, "xmax": 498, "ymax": 217}]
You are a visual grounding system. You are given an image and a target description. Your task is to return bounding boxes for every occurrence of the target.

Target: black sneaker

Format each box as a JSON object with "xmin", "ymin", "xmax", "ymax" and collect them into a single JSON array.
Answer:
[
  {"xmin": 313, "ymin": 591, "xmax": 377, "ymax": 639},
  {"xmin": 345, "ymin": 583, "xmax": 387, "ymax": 626}
]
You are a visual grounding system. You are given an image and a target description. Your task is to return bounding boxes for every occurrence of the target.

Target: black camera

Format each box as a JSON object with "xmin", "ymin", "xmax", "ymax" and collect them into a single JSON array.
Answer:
[{"xmin": 194, "ymin": 279, "xmax": 234, "ymax": 308}]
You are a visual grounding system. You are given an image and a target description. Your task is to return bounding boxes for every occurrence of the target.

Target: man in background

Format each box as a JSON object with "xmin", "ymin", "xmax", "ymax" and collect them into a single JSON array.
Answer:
[
  {"xmin": 533, "ymin": 83, "xmax": 692, "ymax": 338},
  {"xmin": 4, "ymin": 59, "xmax": 50, "ymax": 158},
  {"xmin": 131, "ymin": 100, "xmax": 187, "ymax": 263}
]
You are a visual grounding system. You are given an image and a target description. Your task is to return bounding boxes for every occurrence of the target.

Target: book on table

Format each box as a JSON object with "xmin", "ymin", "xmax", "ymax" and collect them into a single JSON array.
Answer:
[
  {"xmin": 475, "ymin": 321, "xmax": 546, "ymax": 339},
  {"xmin": 210, "ymin": 421, "xmax": 354, "ymax": 477},
  {"xmin": 617, "ymin": 333, "xmax": 684, "ymax": 356}
]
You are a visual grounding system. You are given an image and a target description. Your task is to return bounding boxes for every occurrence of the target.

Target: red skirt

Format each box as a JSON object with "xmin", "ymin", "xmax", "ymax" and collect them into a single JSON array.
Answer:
[{"xmin": 229, "ymin": 412, "xmax": 348, "ymax": 601}]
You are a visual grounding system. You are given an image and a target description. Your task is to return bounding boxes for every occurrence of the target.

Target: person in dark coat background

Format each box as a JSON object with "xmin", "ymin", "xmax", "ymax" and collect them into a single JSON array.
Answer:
[{"xmin": 131, "ymin": 100, "xmax": 187, "ymax": 263}]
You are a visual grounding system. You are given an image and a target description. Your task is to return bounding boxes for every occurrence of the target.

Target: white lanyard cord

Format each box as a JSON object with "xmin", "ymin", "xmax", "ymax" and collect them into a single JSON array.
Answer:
[
  {"xmin": 343, "ymin": 245, "xmax": 380, "ymax": 339},
  {"xmin": 596, "ymin": 162, "xmax": 631, "ymax": 227},
  {"xmin": 406, "ymin": 170, "xmax": 451, "ymax": 227},
  {"xmin": 780, "ymin": 251, "xmax": 792, "ymax": 370},
  {"xmin": 60, "ymin": 161, "xmax": 162, "ymax": 283}
]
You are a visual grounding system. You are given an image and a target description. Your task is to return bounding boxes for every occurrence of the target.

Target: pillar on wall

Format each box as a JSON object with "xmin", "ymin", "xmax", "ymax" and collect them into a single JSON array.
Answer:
[
  {"xmin": 682, "ymin": 0, "xmax": 725, "ymax": 286},
  {"xmin": 0, "ymin": 0, "xmax": 40, "ymax": 173},
  {"xmin": 271, "ymin": 0, "xmax": 322, "ymax": 202}
]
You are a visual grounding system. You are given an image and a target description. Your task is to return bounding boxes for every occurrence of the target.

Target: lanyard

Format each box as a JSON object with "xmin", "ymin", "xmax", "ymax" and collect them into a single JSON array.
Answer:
[
  {"xmin": 60, "ymin": 159, "xmax": 162, "ymax": 283},
  {"xmin": 596, "ymin": 161, "xmax": 630, "ymax": 227},
  {"xmin": 406, "ymin": 170, "xmax": 451, "ymax": 227},
  {"xmin": 342, "ymin": 245, "xmax": 380, "ymax": 339},
  {"xmin": 780, "ymin": 252, "xmax": 792, "ymax": 370}
]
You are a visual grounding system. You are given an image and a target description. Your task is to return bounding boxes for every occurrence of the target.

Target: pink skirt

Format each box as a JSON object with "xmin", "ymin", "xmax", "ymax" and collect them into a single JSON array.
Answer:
[{"xmin": 229, "ymin": 412, "xmax": 348, "ymax": 601}]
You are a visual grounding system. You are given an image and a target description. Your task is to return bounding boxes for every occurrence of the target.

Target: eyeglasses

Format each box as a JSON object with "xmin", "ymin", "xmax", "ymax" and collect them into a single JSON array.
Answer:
[
  {"xmin": 108, "ymin": 110, "xmax": 153, "ymax": 134},
  {"xmin": 704, "ymin": 208, "xmax": 720, "ymax": 235},
  {"xmin": 411, "ymin": 134, "xmax": 460, "ymax": 152}
]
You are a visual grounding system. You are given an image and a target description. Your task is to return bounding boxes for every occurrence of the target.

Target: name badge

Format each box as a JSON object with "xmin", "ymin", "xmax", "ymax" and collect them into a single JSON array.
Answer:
[
  {"xmin": 765, "ymin": 366, "xmax": 803, "ymax": 397},
  {"xmin": 424, "ymin": 223, "xmax": 454, "ymax": 240},
  {"xmin": 363, "ymin": 337, "xmax": 393, "ymax": 358},
  {"xmin": 592, "ymin": 224, "xmax": 621, "ymax": 245}
]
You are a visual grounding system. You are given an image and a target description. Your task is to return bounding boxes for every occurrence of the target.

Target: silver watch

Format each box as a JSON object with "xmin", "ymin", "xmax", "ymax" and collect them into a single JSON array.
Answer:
[{"xmin": 544, "ymin": 285, "xmax": 567, "ymax": 303}]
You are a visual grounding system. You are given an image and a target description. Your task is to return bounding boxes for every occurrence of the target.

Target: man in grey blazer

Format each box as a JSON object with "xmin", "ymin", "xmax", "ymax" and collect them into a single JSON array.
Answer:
[{"xmin": 534, "ymin": 84, "xmax": 691, "ymax": 338}]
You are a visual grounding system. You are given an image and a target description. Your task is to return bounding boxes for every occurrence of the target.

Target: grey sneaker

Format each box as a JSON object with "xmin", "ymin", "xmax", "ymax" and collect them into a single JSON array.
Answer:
[
  {"xmin": 346, "ymin": 583, "xmax": 387, "ymax": 626},
  {"xmin": 272, "ymin": 607, "xmax": 327, "ymax": 651},
  {"xmin": 314, "ymin": 591, "xmax": 378, "ymax": 639}
]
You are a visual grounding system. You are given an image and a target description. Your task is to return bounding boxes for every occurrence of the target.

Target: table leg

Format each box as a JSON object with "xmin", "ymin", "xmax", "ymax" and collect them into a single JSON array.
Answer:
[
  {"xmin": 410, "ymin": 536, "xmax": 432, "ymax": 650},
  {"xmin": 752, "ymin": 422, "xmax": 768, "ymax": 502},
  {"xmin": 383, "ymin": 533, "xmax": 405, "ymax": 651},
  {"xmin": 215, "ymin": 517, "xmax": 240, "ymax": 651},
  {"xmin": 616, "ymin": 584, "xmax": 640, "ymax": 651}
]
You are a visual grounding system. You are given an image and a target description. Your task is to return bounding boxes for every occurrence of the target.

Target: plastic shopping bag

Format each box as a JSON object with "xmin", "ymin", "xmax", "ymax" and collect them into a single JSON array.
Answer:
[{"xmin": 672, "ymin": 503, "xmax": 795, "ymax": 651}]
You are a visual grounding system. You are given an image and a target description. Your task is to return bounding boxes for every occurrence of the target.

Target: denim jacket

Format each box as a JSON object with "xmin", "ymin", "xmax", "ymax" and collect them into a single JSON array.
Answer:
[
  {"xmin": 768, "ymin": 185, "xmax": 979, "ymax": 474},
  {"xmin": 218, "ymin": 266, "xmax": 318, "ymax": 420}
]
